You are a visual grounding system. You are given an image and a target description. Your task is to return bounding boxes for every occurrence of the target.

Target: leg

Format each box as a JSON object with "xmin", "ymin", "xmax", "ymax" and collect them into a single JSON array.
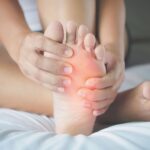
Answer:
[
  {"xmin": 99, "ymin": 81, "xmax": 150, "ymax": 124},
  {"xmin": 0, "ymin": 44, "xmax": 53, "ymax": 116},
  {"xmin": 37, "ymin": 0, "xmax": 96, "ymax": 33}
]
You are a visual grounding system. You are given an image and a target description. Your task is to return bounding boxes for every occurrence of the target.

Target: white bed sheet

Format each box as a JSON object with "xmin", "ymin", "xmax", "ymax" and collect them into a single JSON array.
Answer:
[
  {"xmin": 1, "ymin": 64, "xmax": 150, "ymax": 150},
  {"xmin": 0, "ymin": 108, "xmax": 150, "ymax": 150}
]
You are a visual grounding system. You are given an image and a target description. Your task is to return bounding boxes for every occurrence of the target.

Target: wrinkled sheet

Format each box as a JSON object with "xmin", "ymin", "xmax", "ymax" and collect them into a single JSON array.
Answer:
[{"xmin": 1, "ymin": 64, "xmax": 150, "ymax": 150}]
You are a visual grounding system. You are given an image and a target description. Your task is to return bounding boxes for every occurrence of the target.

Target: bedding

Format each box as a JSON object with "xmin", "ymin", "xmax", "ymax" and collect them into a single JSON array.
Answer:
[{"xmin": 0, "ymin": 64, "xmax": 150, "ymax": 150}]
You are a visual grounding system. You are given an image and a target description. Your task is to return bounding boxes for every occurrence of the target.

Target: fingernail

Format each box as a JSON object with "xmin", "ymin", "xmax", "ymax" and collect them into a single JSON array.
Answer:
[
  {"xmin": 64, "ymin": 66, "xmax": 72, "ymax": 74},
  {"xmin": 93, "ymin": 110, "xmax": 104, "ymax": 116},
  {"xmin": 63, "ymin": 79, "xmax": 71, "ymax": 86},
  {"xmin": 57, "ymin": 87, "xmax": 65, "ymax": 92},
  {"xmin": 77, "ymin": 90, "xmax": 86, "ymax": 97},
  {"xmin": 64, "ymin": 48, "xmax": 73, "ymax": 57}
]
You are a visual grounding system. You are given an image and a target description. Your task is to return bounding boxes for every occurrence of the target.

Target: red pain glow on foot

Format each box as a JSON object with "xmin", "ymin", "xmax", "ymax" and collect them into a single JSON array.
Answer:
[{"xmin": 64, "ymin": 45, "xmax": 106, "ymax": 96}]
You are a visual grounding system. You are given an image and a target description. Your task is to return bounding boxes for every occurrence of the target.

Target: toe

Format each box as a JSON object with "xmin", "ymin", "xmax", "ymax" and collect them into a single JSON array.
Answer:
[
  {"xmin": 44, "ymin": 21, "xmax": 64, "ymax": 43},
  {"xmin": 66, "ymin": 21, "xmax": 77, "ymax": 44},
  {"xmin": 142, "ymin": 81, "xmax": 150, "ymax": 99},
  {"xmin": 84, "ymin": 33, "xmax": 96, "ymax": 52},
  {"xmin": 77, "ymin": 25, "xmax": 89, "ymax": 45},
  {"xmin": 94, "ymin": 45, "xmax": 105, "ymax": 61}
]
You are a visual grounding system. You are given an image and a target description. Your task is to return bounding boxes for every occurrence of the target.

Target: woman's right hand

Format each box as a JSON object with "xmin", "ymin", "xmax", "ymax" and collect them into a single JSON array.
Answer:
[{"xmin": 17, "ymin": 32, "xmax": 73, "ymax": 92}]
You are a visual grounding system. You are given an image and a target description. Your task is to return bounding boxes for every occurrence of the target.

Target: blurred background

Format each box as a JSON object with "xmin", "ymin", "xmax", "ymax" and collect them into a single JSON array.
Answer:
[{"xmin": 125, "ymin": 0, "xmax": 150, "ymax": 67}]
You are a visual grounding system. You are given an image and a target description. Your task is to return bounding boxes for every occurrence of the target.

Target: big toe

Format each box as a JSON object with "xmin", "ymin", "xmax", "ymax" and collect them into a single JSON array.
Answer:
[{"xmin": 44, "ymin": 21, "xmax": 64, "ymax": 43}]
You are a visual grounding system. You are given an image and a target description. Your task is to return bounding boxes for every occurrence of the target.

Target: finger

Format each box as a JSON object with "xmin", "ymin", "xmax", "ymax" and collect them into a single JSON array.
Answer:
[
  {"xmin": 21, "ymin": 61, "xmax": 71, "ymax": 89},
  {"xmin": 37, "ymin": 69, "xmax": 71, "ymax": 88},
  {"xmin": 34, "ymin": 55, "xmax": 72, "ymax": 75},
  {"xmin": 85, "ymin": 76, "xmax": 115, "ymax": 89},
  {"xmin": 91, "ymin": 99, "xmax": 113, "ymax": 110},
  {"xmin": 33, "ymin": 35, "xmax": 73, "ymax": 58},
  {"xmin": 24, "ymin": 72, "xmax": 64, "ymax": 92},
  {"xmin": 85, "ymin": 63, "xmax": 123, "ymax": 89},
  {"xmin": 78, "ymin": 88, "xmax": 116, "ymax": 101}
]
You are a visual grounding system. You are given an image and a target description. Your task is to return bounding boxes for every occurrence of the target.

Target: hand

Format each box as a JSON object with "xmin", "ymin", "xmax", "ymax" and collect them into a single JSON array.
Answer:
[
  {"xmin": 78, "ymin": 44, "xmax": 125, "ymax": 116},
  {"xmin": 17, "ymin": 32, "xmax": 73, "ymax": 92}
]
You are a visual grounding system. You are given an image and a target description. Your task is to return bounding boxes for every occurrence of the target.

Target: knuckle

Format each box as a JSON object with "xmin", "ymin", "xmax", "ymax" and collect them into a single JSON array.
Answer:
[{"xmin": 36, "ymin": 35, "xmax": 45, "ymax": 48}]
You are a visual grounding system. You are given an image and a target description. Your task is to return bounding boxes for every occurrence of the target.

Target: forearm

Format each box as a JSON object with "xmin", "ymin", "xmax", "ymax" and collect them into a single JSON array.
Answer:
[
  {"xmin": 37, "ymin": 0, "xmax": 96, "ymax": 33},
  {"xmin": 99, "ymin": 0, "xmax": 126, "ymax": 59},
  {"xmin": 0, "ymin": 0, "xmax": 31, "ymax": 62}
]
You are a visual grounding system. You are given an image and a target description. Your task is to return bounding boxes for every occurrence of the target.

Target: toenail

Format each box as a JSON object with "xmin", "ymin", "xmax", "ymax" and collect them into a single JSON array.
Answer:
[
  {"xmin": 64, "ymin": 48, "xmax": 73, "ymax": 57},
  {"xmin": 63, "ymin": 79, "xmax": 71, "ymax": 86},
  {"xmin": 64, "ymin": 66, "xmax": 72, "ymax": 74}
]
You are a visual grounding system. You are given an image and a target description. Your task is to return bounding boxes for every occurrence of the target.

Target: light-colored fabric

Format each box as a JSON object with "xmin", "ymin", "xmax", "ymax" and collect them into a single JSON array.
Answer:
[
  {"xmin": 120, "ymin": 64, "xmax": 150, "ymax": 91},
  {"xmin": 18, "ymin": 0, "xmax": 42, "ymax": 31},
  {"xmin": 0, "ymin": 108, "xmax": 150, "ymax": 150},
  {"xmin": 1, "ymin": 64, "xmax": 150, "ymax": 149}
]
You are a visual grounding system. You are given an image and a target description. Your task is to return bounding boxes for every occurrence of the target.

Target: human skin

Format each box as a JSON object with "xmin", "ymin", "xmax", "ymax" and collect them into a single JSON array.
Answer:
[
  {"xmin": 0, "ymin": 0, "xmax": 107, "ymax": 135},
  {"xmin": 44, "ymin": 21, "xmax": 107, "ymax": 135},
  {"xmin": 1, "ymin": 44, "xmax": 150, "ymax": 128},
  {"xmin": 0, "ymin": 0, "xmax": 73, "ymax": 93},
  {"xmin": 79, "ymin": 0, "xmax": 126, "ymax": 114},
  {"xmin": 37, "ymin": 0, "xmax": 126, "ymax": 115},
  {"xmin": 1, "ymin": 0, "xmax": 150, "ymax": 134},
  {"xmin": 37, "ymin": 0, "xmax": 96, "ymax": 32},
  {"xmin": 99, "ymin": 82, "xmax": 150, "ymax": 125}
]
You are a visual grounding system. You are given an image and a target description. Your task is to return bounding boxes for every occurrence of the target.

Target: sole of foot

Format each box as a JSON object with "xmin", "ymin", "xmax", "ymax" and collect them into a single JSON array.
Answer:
[{"xmin": 45, "ymin": 21, "xmax": 106, "ymax": 135}]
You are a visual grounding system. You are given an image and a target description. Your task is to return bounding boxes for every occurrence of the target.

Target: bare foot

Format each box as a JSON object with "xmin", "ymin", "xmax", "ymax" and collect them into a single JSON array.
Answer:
[
  {"xmin": 99, "ymin": 81, "xmax": 150, "ymax": 124},
  {"xmin": 45, "ymin": 21, "xmax": 106, "ymax": 135}
]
